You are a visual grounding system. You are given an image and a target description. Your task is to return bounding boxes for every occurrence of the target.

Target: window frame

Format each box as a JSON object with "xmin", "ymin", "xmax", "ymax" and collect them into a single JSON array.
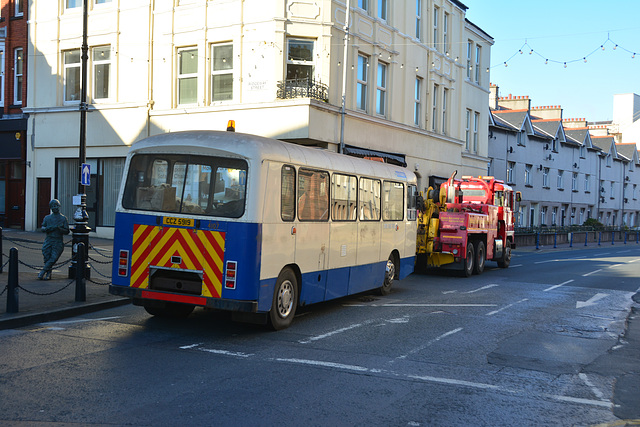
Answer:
[
  {"xmin": 507, "ymin": 161, "xmax": 515, "ymax": 184},
  {"xmin": 286, "ymin": 38, "xmax": 315, "ymax": 81},
  {"xmin": 431, "ymin": 83, "xmax": 438, "ymax": 132},
  {"xmin": 13, "ymin": 47, "xmax": 23, "ymax": 105},
  {"xmin": 376, "ymin": 61, "xmax": 387, "ymax": 116},
  {"xmin": 382, "ymin": 181, "xmax": 405, "ymax": 221},
  {"xmin": 177, "ymin": 46, "xmax": 199, "ymax": 106},
  {"xmin": 474, "ymin": 45, "xmax": 481, "ymax": 83},
  {"xmin": 414, "ymin": 77, "xmax": 422, "ymax": 127},
  {"xmin": 473, "ymin": 112, "xmax": 479, "ymax": 152},
  {"xmin": 441, "ymin": 88, "xmax": 448, "ymax": 135},
  {"xmin": 415, "ymin": 0, "xmax": 421, "ymax": 40},
  {"xmin": 63, "ymin": 48, "xmax": 81, "ymax": 103},
  {"xmin": 281, "ymin": 165, "xmax": 296, "ymax": 222},
  {"xmin": 465, "ymin": 109, "xmax": 471, "ymax": 150},
  {"xmin": 15, "ymin": 0, "xmax": 24, "ymax": 16},
  {"xmin": 92, "ymin": 45, "xmax": 111, "ymax": 101},
  {"xmin": 211, "ymin": 42, "xmax": 234, "ymax": 103},
  {"xmin": 331, "ymin": 173, "xmax": 358, "ymax": 222},
  {"xmin": 433, "ymin": 6, "xmax": 439, "ymax": 50},
  {"xmin": 356, "ymin": 54, "xmax": 369, "ymax": 111},
  {"xmin": 378, "ymin": 0, "xmax": 387, "ymax": 21},
  {"xmin": 297, "ymin": 168, "xmax": 330, "ymax": 222},
  {"xmin": 524, "ymin": 164, "xmax": 532, "ymax": 186},
  {"xmin": 359, "ymin": 176, "xmax": 381, "ymax": 221}
]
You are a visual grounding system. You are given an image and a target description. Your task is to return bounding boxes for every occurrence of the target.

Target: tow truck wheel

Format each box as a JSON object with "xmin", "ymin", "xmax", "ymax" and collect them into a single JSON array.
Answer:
[
  {"xmin": 498, "ymin": 243, "xmax": 511, "ymax": 268},
  {"xmin": 463, "ymin": 242, "xmax": 475, "ymax": 277},
  {"xmin": 474, "ymin": 241, "xmax": 486, "ymax": 275},
  {"xmin": 143, "ymin": 301, "xmax": 194, "ymax": 318},
  {"xmin": 269, "ymin": 268, "xmax": 298, "ymax": 330}
]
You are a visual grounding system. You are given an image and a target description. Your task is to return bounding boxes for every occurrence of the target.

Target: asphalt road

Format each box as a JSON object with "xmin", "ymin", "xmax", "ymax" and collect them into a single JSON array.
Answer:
[{"xmin": 1, "ymin": 245, "xmax": 638, "ymax": 426}]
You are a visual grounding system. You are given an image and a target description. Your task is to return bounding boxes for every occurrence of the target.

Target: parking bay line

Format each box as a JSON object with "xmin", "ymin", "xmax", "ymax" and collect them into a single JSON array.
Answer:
[{"xmin": 544, "ymin": 280, "xmax": 574, "ymax": 292}]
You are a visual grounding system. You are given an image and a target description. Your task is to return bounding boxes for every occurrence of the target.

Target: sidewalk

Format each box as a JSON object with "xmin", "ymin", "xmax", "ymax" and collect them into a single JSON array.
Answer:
[{"xmin": 0, "ymin": 228, "xmax": 129, "ymax": 330}]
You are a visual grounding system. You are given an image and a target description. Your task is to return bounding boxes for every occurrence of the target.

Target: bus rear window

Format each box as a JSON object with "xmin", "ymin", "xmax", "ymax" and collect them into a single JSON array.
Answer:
[{"xmin": 122, "ymin": 154, "xmax": 247, "ymax": 218}]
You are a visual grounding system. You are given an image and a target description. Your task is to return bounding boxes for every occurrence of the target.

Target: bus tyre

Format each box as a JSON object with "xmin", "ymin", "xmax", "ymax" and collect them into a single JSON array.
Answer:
[
  {"xmin": 474, "ymin": 241, "xmax": 485, "ymax": 275},
  {"xmin": 463, "ymin": 242, "xmax": 474, "ymax": 277},
  {"xmin": 269, "ymin": 268, "xmax": 298, "ymax": 330},
  {"xmin": 498, "ymin": 243, "xmax": 511, "ymax": 268},
  {"xmin": 380, "ymin": 255, "xmax": 397, "ymax": 296},
  {"xmin": 143, "ymin": 301, "xmax": 194, "ymax": 318}
]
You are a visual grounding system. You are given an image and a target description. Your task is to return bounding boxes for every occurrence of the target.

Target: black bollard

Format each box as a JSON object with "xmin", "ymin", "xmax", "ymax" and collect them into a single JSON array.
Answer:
[
  {"xmin": 6, "ymin": 247, "xmax": 19, "ymax": 313},
  {"xmin": 75, "ymin": 243, "xmax": 86, "ymax": 302}
]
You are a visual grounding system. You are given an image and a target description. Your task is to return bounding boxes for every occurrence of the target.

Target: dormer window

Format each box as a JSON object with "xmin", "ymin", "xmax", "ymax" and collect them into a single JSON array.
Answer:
[
  {"xmin": 516, "ymin": 130, "xmax": 524, "ymax": 146},
  {"xmin": 580, "ymin": 145, "xmax": 586, "ymax": 158}
]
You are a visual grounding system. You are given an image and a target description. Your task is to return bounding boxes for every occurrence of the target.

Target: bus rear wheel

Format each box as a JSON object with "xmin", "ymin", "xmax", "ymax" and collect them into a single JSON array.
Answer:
[
  {"xmin": 143, "ymin": 301, "xmax": 194, "ymax": 318},
  {"xmin": 269, "ymin": 268, "xmax": 298, "ymax": 330},
  {"xmin": 379, "ymin": 255, "xmax": 397, "ymax": 296}
]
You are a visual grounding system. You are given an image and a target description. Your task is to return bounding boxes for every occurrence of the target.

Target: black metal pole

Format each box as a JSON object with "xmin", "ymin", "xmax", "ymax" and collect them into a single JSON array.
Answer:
[
  {"xmin": 0, "ymin": 226, "xmax": 3, "ymax": 274},
  {"xmin": 6, "ymin": 247, "xmax": 19, "ymax": 313},
  {"xmin": 69, "ymin": 0, "xmax": 91, "ymax": 279},
  {"xmin": 75, "ymin": 242, "xmax": 86, "ymax": 302}
]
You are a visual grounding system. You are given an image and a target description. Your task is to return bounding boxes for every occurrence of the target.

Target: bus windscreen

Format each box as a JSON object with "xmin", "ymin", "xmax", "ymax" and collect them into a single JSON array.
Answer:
[{"xmin": 122, "ymin": 154, "xmax": 247, "ymax": 218}]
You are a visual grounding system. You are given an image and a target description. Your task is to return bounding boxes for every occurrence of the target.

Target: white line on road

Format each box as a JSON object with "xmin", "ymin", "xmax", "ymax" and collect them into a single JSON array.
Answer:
[
  {"xmin": 608, "ymin": 264, "xmax": 624, "ymax": 268},
  {"xmin": 382, "ymin": 304, "xmax": 497, "ymax": 307},
  {"xmin": 544, "ymin": 280, "xmax": 574, "ymax": 292},
  {"xmin": 534, "ymin": 259, "xmax": 558, "ymax": 264},
  {"xmin": 179, "ymin": 343, "xmax": 202, "ymax": 349},
  {"xmin": 275, "ymin": 358, "xmax": 370, "ymax": 372},
  {"xmin": 465, "ymin": 284, "xmax": 499, "ymax": 294},
  {"xmin": 197, "ymin": 348, "xmax": 254, "ymax": 358},
  {"xmin": 578, "ymin": 373, "xmax": 606, "ymax": 400},
  {"xmin": 486, "ymin": 299, "xmax": 528, "ymax": 316},
  {"xmin": 550, "ymin": 395, "xmax": 610, "ymax": 408},
  {"xmin": 409, "ymin": 374, "xmax": 500, "ymax": 390},
  {"xmin": 510, "ymin": 264, "xmax": 523, "ymax": 268},
  {"xmin": 298, "ymin": 322, "xmax": 370, "ymax": 344},
  {"xmin": 582, "ymin": 269, "xmax": 602, "ymax": 277},
  {"xmin": 628, "ymin": 258, "xmax": 640, "ymax": 263},
  {"xmin": 42, "ymin": 316, "xmax": 122, "ymax": 325},
  {"xmin": 395, "ymin": 328, "xmax": 463, "ymax": 361}
]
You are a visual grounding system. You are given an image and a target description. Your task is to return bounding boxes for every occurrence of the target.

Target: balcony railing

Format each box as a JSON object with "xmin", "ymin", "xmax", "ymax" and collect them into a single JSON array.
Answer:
[{"xmin": 276, "ymin": 78, "xmax": 328, "ymax": 102}]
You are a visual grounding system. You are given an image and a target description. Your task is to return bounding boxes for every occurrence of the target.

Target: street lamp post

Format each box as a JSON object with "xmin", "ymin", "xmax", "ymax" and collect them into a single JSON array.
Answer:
[{"xmin": 69, "ymin": 0, "xmax": 91, "ymax": 279}]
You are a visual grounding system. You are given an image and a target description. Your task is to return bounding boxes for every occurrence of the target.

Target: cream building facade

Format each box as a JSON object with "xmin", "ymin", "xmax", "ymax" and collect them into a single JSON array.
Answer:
[{"xmin": 25, "ymin": 0, "xmax": 492, "ymax": 238}]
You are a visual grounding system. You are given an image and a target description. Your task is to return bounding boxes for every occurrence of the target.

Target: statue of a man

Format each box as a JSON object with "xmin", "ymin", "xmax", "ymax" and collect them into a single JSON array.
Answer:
[{"xmin": 38, "ymin": 199, "xmax": 70, "ymax": 280}]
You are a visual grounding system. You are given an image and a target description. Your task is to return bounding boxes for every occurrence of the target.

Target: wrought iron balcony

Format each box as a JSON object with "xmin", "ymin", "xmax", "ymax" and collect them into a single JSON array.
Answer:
[{"xmin": 276, "ymin": 78, "xmax": 328, "ymax": 102}]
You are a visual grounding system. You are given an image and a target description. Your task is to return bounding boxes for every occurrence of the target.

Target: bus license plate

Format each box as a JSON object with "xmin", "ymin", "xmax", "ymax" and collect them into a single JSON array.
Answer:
[{"xmin": 163, "ymin": 217, "xmax": 195, "ymax": 227}]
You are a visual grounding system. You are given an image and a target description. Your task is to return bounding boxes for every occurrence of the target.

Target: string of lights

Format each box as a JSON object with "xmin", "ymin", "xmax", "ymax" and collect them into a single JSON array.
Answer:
[{"xmin": 492, "ymin": 34, "xmax": 637, "ymax": 69}]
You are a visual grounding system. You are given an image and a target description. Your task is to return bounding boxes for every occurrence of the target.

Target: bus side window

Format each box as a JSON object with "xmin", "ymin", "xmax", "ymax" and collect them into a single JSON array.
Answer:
[
  {"xmin": 331, "ymin": 173, "xmax": 357, "ymax": 221},
  {"xmin": 359, "ymin": 177, "xmax": 381, "ymax": 221},
  {"xmin": 281, "ymin": 165, "xmax": 296, "ymax": 221},
  {"xmin": 407, "ymin": 184, "xmax": 417, "ymax": 221},
  {"xmin": 298, "ymin": 168, "xmax": 329, "ymax": 221}
]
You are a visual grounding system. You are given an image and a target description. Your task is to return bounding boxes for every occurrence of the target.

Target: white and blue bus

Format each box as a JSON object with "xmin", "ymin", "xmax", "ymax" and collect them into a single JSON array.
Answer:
[{"xmin": 110, "ymin": 130, "xmax": 417, "ymax": 329}]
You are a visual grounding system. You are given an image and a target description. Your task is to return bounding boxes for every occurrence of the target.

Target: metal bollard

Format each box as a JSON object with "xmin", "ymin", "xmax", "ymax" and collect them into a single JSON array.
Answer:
[
  {"xmin": 569, "ymin": 232, "xmax": 573, "ymax": 248},
  {"xmin": 624, "ymin": 232, "xmax": 627, "ymax": 244},
  {"xmin": 6, "ymin": 247, "xmax": 19, "ymax": 313},
  {"xmin": 585, "ymin": 232, "xmax": 588, "ymax": 246},
  {"xmin": 553, "ymin": 233, "xmax": 557, "ymax": 248},
  {"xmin": 536, "ymin": 232, "xmax": 540, "ymax": 250},
  {"xmin": 612, "ymin": 231, "xmax": 615, "ymax": 245},
  {"xmin": 598, "ymin": 231, "xmax": 601, "ymax": 246},
  {"xmin": 75, "ymin": 243, "xmax": 86, "ymax": 302}
]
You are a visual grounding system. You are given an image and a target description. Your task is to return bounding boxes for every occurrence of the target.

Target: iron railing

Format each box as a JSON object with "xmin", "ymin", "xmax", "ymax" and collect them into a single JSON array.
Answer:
[{"xmin": 276, "ymin": 78, "xmax": 328, "ymax": 102}]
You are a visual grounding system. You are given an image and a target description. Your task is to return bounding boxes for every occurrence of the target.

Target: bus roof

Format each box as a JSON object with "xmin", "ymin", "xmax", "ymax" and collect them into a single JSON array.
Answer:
[{"xmin": 130, "ymin": 131, "xmax": 415, "ymax": 182}]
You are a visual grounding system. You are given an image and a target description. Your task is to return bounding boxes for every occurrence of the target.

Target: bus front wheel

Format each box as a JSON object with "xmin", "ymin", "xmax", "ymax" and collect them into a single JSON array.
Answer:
[
  {"xmin": 269, "ymin": 268, "xmax": 298, "ymax": 330},
  {"xmin": 380, "ymin": 255, "xmax": 397, "ymax": 296}
]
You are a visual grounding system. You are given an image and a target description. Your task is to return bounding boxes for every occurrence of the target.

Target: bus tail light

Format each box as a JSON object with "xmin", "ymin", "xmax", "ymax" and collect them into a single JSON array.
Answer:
[
  {"xmin": 118, "ymin": 250, "xmax": 129, "ymax": 277},
  {"xmin": 225, "ymin": 261, "xmax": 237, "ymax": 289}
]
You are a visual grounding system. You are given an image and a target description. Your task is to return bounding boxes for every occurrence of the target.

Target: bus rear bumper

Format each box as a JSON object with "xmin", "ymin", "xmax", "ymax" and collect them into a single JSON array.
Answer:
[{"xmin": 109, "ymin": 285, "xmax": 259, "ymax": 313}]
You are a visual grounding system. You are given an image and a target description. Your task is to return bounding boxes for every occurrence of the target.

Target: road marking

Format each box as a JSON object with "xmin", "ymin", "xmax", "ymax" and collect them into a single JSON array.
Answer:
[
  {"xmin": 595, "ymin": 252, "xmax": 610, "ymax": 256},
  {"xmin": 298, "ymin": 322, "xmax": 370, "ymax": 344},
  {"xmin": 609, "ymin": 264, "xmax": 624, "ymax": 268},
  {"xmin": 465, "ymin": 284, "xmax": 498, "ymax": 294},
  {"xmin": 442, "ymin": 290, "xmax": 457, "ymax": 294},
  {"xmin": 179, "ymin": 343, "xmax": 202, "ymax": 350},
  {"xmin": 582, "ymin": 269, "xmax": 602, "ymax": 277},
  {"xmin": 42, "ymin": 316, "xmax": 122, "ymax": 325},
  {"xmin": 544, "ymin": 279, "xmax": 574, "ymax": 292},
  {"xmin": 395, "ymin": 328, "xmax": 463, "ymax": 361},
  {"xmin": 628, "ymin": 258, "xmax": 640, "ymax": 263},
  {"xmin": 510, "ymin": 264, "xmax": 523, "ymax": 268},
  {"xmin": 409, "ymin": 374, "xmax": 500, "ymax": 390},
  {"xmin": 576, "ymin": 293, "xmax": 609, "ymax": 309},
  {"xmin": 550, "ymin": 395, "xmax": 610, "ymax": 408},
  {"xmin": 276, "ymin": 358, "xmax": 370, "ymax": 372},
  {"xmin": 486, "ymin": 299, "xmax": 528, "ymax": 316},
  {"xmin": 534, "ymin": 259, "xmax": 558, "ymax": 264},
  {"xmin": 579, "ymin": 373, "xmax": 606, "ymax": 400},
  {"xmin": 382, "ymin": 304, "xmax": 497, "ymax": 307},
  {"xmin": 197, "ymin": 348, "xmax": 254, "ymax": 358}
]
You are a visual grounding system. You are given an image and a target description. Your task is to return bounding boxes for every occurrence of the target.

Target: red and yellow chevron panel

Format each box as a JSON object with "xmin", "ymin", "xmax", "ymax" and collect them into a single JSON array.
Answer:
[{"xmin": 130, "ymin": 224, "xmax": 226, "ymax": 298}]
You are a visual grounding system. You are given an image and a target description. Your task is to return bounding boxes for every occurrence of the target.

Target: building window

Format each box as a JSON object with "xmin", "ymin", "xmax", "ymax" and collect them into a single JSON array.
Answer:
[
  {"xmin": 584, "ymin": 174, "xmax": 590, "ymax": 192},
  {"xmin": 177, "ymin": 47, "xmax": 198, "ymax": 105},
  {"xmin": 466, "ymin": 41, "xmax": 472, "ymax": 79},
  {"xmin": 378, "ymin": 0, "xmax": 387, "ymax": 21},
  {"xmin": 358, "ymin": 0, "xmax": 369, "ymax": 12},
  {"xmin": 606, "ymin": 154, "xmax": 612, "ymax": 167},
  {"xmin": 442, "ymin": 88, "xmax": 448, "ymax": 135},
  {"xmin": 610, "ymin": 181, "xmax": 615, "ymax": 199},
  {"xmin": 465, "ymin": 109, "xmax": 471, "ymax": 150},
  {"xmin": 0, "ymin": 48, "xmax": 4, "ymax": 107},
  {"xmin": 580, "ymin": 145, "xmax": 586, "ymax": 158},
  {"xmin": 92, "ymin": 46, "xmax": 111, "ymax": 100},
  {"xmin": 579, "ymin": 208, "xmax": 585, "ymax": 225},
  {"xmin": 516, "ymin": 130, "xmax": 524, "ymax": 146},
  {"xmin": 211, "ymin": 43, "xmax": 233, "ymax": 102},
  {"xmin": 433, "ymin": 6, "xmax": 439, "ymax": 50},
  {"xmin": 95, "ymin": 0, "xmax": 113, "ymax": 4},
  {"xmin": 376, "ymin": 62, "xmax": 387, "ymax": 116},
  {"xmin": 356, "ymin": 54, "xmax": 368, "ymax": 111},
  {"xmin": 286, "ymin": 39, "xmax": 314, "ymax": 80},
  {"xmin": 14, "ymin": 48, "xmax": 23, "ymax": 104},
  {"xmin": 15, "ymin": 0, "xmax": 23, "ymax": 16},
  {"xmin": 541, "ymin": 206, "xmax": 547, "ymax": 225},
  {"xmin": 552, "ymin": 207, "xmax": 558, "ymax": 225},
  {"xmin": 524, "ymin": 164, "xmax": 532, "ymax": 186},
  {"xmin": 443, "ymin": 12, "xmax": 449, "ymax": 55},
  {"xmin": 415, "ymin": 0, "xmax": 421, "ymax": 40},
  {"xmin": 557, "ymin": 170, "xmax": 564, "ymax": 189},
  {"xmin": 473, "ymin": 112, "xmax": 479, "ymax": 152},
  {"xmin": 66, "ymin": 0, "xmax": 82, "ymax": 8},
  {"xmin": 572, "ymin": 172, "xmax": 578, "ymax": 191},
  {"xmin": 431, "ymin": 84, "xmax": 438, "ymax": 132},
  {"xmin": 543, "ymin": 168, "xmax": 549, "ymax": 187},
  {"xmin": 475, "ymin": 45, "xmax": 481, "ymax": 83},
  {"xmin": 633, "ymin": 184, "xmax": 637, "ymax": 200},
  {"xmin": 507, "ymin": 162, "xmax": 515, "ymax": 184},
  {"xmin": 414, "ymin": 78, "xmax": 422, "ymax": 127},
  {"xmin": 64, "ymin": 49, "xmax": 81, "ymax": 102}
]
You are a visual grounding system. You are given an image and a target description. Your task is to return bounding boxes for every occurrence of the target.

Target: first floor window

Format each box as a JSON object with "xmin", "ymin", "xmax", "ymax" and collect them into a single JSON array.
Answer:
[
  {"xmin": 465, "ymin": 109, "xmax": 471, "ymax": 150},
  {"xmin": 14, "ymin": 48, "xmax": 23, "ymax": 104},
  {"xmin": 378, "ymin": 0, "xmax": 387, "ymax": 21},
  {"xmin": 93, "ymin": 45, "xmax": 111, "ymax": 100},
  {"xmin": 357, "ymin": 54, "xmax": 368, "ymax": 111},
  {"xmin": 64, "ymin": 49, "xmax": 81, "ymax": 102},
  {"xmin": 0, "ymin": 48, "xmax": 4, "ymax": 107},
  {"xmin": 442, "ymin": 88, "xmax": 448, "ymax": 135},
  {"xmin": 507, "ymin": 162, "xmax": 515, "ymax": 184},
  {"xmin": 543, "ymin": 168, "xmax": 549, "ymax": 187},
  {"xmin": 287, "ymin": 38, "xmax": 314, "ymax": 81},
  {"xmin": 177, "ymin": 47, "xmax": 198, "ymax": 105},
  {"xmin": 376, "ymin": 62, "xmax": 387, "ymax": 116},
  {"xmin": 473, "ymin": 112, "xmax": 479, "ymax": 152},
  {"xmin": 15, "ymin": 0, "xmax": 23, "ymax": 16},
  {"xmin": 524, "ymin": 164, "xmax": 532, "ymax": 186},
  {"xmin": 66, "ymin": 0, "xmax": 81, "ymax": 8},
  {"xmin": 431, "ymin": 84, "xmax": 438, "ymax": 132},
  {"xmin": 211, "ymin": 43, "xmax": 233, "ymax": 102},
  {"xmin": 572, "ymin": 173, "xmax": 578, "ymax": 191},
  {"xmin": 414, "ymin": 78, "xmax": 422, "ymax": 127},
  {"xmin": 584, "ymin": 174, "xmax": 590, "ymax": 192},
  {"xmin": 557, "ymin": 170, "xmax": 564, "ymax": 189}
]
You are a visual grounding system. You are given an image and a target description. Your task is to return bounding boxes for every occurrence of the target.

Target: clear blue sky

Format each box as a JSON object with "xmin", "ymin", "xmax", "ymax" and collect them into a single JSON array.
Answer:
[{"xmin": 462, "ymin": 0, "xmax": 640, "ymax": 122}]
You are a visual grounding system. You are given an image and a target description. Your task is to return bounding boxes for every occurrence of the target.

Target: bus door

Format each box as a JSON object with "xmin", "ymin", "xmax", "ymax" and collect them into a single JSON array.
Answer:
[{"xmin": 295, "ymin": 168, "xmax": 330, "ymax": 305}]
